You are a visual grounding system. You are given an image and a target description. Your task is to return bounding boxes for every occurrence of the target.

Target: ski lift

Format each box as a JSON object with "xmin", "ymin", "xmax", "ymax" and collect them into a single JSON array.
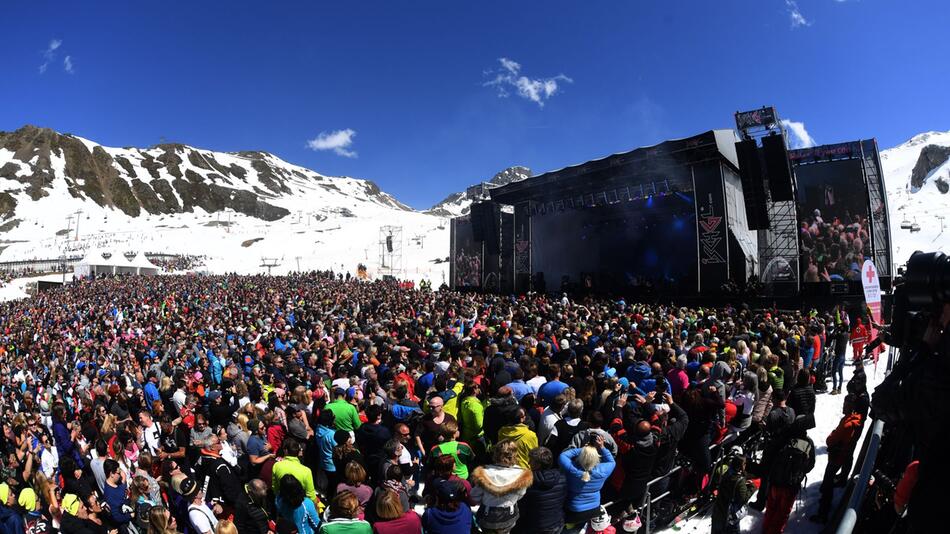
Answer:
[
  {"xmin": 900, "ymin": 216, "xmax": 912, "ymax": 230},
  {"xmin": 910, "ymin": 217, "xmax": 921, "ymax": 233}
]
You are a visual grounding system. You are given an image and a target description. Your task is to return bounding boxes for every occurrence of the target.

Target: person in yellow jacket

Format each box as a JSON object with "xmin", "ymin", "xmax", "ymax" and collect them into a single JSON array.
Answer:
[{"xmin": 497, "ymin": 408, "xmax": 539, "ymax": 469}]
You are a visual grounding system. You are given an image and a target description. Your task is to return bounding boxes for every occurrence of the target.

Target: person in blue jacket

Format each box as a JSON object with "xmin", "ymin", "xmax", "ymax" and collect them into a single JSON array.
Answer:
[
  {"xmin": 102, "ymin": 459, "xmax": 134, "ymax": 529},
  {"xmin": 559, "ymin": 436, "xmax": 615, "ymax": 527}
]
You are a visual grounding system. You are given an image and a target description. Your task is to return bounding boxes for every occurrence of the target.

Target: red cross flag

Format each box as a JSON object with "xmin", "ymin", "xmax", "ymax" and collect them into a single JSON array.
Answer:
[{"xmin": 861, "ymin": 260, "xmax": 882, "ymax": 365}]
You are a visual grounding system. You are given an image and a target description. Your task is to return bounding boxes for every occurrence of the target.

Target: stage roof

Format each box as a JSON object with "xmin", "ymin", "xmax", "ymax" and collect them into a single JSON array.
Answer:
[{"xmin": 490, "ymin": 129, "xmax": 739, "ymax": 205}]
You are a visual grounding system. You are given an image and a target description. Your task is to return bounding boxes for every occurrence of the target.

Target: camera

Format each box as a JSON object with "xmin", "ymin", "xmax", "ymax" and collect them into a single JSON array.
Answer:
[{"xmin": 870, "ymin": 252, "xmax": 950, "ymax": 424}]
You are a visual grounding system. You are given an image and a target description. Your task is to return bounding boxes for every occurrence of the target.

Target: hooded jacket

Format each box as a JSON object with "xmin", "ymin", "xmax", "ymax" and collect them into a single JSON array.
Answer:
[
  {"xmin": 497, "ymin": 424, "xmax": 539, "ymax": 469},
  {"xmin": 517, "ymin": 468, "xmax": 566, "ymax": 532},
  {"xmin": 470, "ymin": 464, "xmax": 533, "ymax": 510}
]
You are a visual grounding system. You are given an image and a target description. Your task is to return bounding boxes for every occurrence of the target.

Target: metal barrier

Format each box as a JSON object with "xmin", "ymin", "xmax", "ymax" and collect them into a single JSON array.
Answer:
[{"xmin": 833, "ymin": 419, "xmax": 884, "ymax": 534}]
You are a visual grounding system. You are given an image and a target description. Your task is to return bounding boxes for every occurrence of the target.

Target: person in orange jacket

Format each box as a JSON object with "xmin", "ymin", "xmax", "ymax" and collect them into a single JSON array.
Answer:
[{"xmin": 811, "ymin": 409, "xmax": 865, "ymax": 523}]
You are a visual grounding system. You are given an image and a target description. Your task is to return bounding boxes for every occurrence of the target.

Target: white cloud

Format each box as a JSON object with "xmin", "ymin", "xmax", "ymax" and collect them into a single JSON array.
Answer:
[
  {"xmin": 45, "ymin": 39, "xmax": 62, "ymax": 58},
  {"xmin": 781, "ymin": 119, "xmax": 817, "ymax": 148},
  {"xmin": 40, "ymin": 39, "xmax": 67, "ymax": 74},
  {"xmin": 63, "ymin": 55, "xmax": 74, "ymax": 74},
  {"xmin": 785, "ymin": 0, "xmax": 811, "ymax": 28},
  {"xmin": 306, "ymin": 129, "xmax": 358, "ymax": 158},
  {"xmin": 484, "ymin": 57, "xmax": 572, "ymax": 108}
]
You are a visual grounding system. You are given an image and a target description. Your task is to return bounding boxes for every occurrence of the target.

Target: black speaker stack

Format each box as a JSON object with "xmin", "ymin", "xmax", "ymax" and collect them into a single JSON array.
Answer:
[{"xmin": 734, "ymin": 133, "xmax": 795, "ymax": 230}]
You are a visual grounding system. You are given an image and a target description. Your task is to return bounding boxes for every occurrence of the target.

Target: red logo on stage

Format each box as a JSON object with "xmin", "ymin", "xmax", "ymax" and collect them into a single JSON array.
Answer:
[{"xmin": 699, "ymin": 216, "xmax": 722, "ymax": 233}]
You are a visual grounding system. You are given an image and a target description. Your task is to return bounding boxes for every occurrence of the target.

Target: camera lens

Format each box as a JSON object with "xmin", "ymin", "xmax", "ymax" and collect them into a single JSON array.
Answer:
[{"xmin": 904, "ymin": 252, "xmax": 950, "ymax": 307}]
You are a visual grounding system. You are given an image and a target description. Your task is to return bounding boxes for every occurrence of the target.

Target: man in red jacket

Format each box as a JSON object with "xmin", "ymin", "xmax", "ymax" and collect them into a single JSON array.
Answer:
[
  {"xmin": 850, "ymin": 319, "xmax": 869, "ymax": 362},
  {"xmin": 811, "ymin": 409, "xmax": 865, "ymax": 523}
]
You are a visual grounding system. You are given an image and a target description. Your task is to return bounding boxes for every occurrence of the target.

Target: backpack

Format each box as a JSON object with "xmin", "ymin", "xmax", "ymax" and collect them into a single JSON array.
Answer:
[{"xmin": 770, "ymin": 437, "xmax": 813, "ymax": 487}]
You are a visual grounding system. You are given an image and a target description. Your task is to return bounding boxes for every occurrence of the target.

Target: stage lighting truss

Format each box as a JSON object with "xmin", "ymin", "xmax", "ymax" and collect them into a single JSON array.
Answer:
[{"xmin": 527, "ymin": 179, "xmax": 676, "ymax": 217}]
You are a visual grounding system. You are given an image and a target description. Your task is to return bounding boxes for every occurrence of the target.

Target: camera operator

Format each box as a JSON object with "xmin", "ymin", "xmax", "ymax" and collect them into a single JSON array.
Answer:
[
  {"xmin": 865, "ymin": 252, "xmax": 950, "ymax": 533},
  {"xmin": 888, "ymin": 303, "xmax": 950, "ymax": 532}
]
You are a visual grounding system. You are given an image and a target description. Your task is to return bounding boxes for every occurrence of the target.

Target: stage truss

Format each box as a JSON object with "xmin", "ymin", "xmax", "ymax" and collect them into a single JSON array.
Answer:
[{"xmin": 378, "ymin": 226, "xmax": 403, "ymax": 279}]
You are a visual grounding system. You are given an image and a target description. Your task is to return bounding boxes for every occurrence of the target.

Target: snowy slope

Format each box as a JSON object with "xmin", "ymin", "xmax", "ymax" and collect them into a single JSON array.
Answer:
[
  {"xmin": 0, "ymin": 126, "xmax": 449, "ymax": 283},
  {"xmin": 880, "ymin": 131, "xmax": 950, "ymax": 265}
]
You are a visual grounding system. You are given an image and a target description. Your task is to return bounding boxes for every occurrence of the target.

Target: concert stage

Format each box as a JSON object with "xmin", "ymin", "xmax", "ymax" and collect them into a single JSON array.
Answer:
[
  {"xmin": 452, "ymin": 130, "xmax": 758, "ymax": 295},
  {"xmin": 449, "ymin": 108, "xmax": 892, "ymax": 299}
]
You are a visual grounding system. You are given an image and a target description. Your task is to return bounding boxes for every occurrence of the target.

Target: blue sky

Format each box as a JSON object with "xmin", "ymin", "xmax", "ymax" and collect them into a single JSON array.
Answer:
[{"xmin": 2, "ymin": 1, "xmax": 949, "ymax": 209}]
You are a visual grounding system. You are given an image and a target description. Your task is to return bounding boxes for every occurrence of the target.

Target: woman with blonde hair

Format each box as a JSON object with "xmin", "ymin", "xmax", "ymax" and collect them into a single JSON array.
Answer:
[
  {"xmin": 215, "ymin": 519, "xmax": 238, "ymax": 534},
  {"xmin": 470, "ymin": 440, "xmax": 533, "ymax": 534},
  {"xmin": 147, "ymin": 505, "xmax": 179, "ymax": 534},
  {"xmin": 559, "ymin": 435, "xmax": 615, "ymax": 526}
]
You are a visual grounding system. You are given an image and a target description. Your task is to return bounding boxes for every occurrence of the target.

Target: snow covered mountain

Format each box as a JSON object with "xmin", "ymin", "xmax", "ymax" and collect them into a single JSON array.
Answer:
[
  {"xmin": 879, "ymin": 130, "xmax": 950, "ymax": 267},
  {"xmin": 427, "ymin": 165, "xmax": 531, "ymax": 217},
  {"xmin": 0, "ymin": 125, "xmax": 448, "ymax": 281}
]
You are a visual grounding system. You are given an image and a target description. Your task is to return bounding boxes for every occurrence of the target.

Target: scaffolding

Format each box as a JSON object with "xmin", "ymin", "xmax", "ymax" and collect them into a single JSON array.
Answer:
[
  {"xmin": 735, "ymin": 106, "xmax": 800, "ymax": 294},
  {"xmin": 378, "ymin": 226, "xmax": 403, "ymax": 279}
]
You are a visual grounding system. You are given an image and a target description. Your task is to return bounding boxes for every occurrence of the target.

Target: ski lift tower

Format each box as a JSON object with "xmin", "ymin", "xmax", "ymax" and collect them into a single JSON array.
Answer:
[
  {"xmin": 260, "ymin": 257, "xmax": 281, "ymax": 275},
  {"xmin": 378, "ymin": 226, "xmax": 404, "ymax": 280}
]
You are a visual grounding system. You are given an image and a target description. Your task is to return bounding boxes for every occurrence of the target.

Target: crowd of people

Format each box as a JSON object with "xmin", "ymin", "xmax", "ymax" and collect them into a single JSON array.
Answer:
[
  {"xmin": 0, "ymin": 273, "xmax": 876, "ymax": 534},
  {"xmin": 799, "ymin": 208, "xmax": 871, "ymax": 283}
]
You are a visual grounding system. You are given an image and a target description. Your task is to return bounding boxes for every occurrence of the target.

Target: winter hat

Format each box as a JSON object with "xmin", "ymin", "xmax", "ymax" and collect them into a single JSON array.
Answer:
[
  {"xmin": 436, "ymin": 479, "xmax": 462, "ymax": 501},
  {"xmin": 62, "ymin": 493, "xmax": 81, "ymax": 516},
  {"xmin": 560, "ymin": 339, "xmax": 570, "ymax": 350},
  {"xmin": 17, "ymin": 488, "xmax": 37, "ymax": 511}
]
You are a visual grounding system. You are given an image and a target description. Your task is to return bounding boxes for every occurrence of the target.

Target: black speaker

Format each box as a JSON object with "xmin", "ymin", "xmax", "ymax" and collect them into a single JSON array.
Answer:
[
  {"xmin": 735, "ymin": 139, "xmax": 769, "ymax": 230},
  {"xmin": 470, "ymin": 202, "xmax": 489, "ymax": 241},
  {"xmin": 763, "ymin": 134, "xmax": 794, "ymax": 201},
  {"xmin": 386, "ymin": 235, "xmax": 393, "ymax": 253},
  {"xmin": 471, "ymin": 202, "xmax": 500, "ymax": 253}
]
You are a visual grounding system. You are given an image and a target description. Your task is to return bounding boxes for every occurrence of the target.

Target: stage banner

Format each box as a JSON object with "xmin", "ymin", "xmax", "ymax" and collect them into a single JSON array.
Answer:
[
  {"xmin": 861, "ymin": 259, "xmax": 882, "ymax": 364},
  {"xmin": 693, "ymin": 162, "xmax": 729, "ymax": 292}
]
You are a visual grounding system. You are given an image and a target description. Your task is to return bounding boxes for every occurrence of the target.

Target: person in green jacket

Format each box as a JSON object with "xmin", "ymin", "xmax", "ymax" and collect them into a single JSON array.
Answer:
[
  {"xmin": 427, "ymin": 420, "xmax": 475, "ymax": 480},
  {"xmin": 458, "ymin": 381, "xmax": 485, "ymax": 452},
  {"xmin": 765, "ymin": 354, "xmax": 785, "ymax": 392},
  {"xmin": 318, "ymin": 490, "xmax": 372, "ymax": 534},
  {"xmin": 272, "ymin": 438, "xmax": 318, "ymax": 503},
  {"xmin": 711, "ymin": 454, "xmax": 756, "ymax": 534},
  {"xmin": 325, "ymin": 388, "xmax": 362, "ymax": 433}
]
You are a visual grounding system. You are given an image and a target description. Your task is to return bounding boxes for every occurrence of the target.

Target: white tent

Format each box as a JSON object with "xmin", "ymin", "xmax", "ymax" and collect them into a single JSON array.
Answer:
[
  {"xmin": 73, "ymin": 249, "xmax": 159, "ymax": 277},
  {"xmin": 74, "ymin": 249, "xmax": 107, "ymax": 277},
  {"xmin": 106, "ymin": 250, "xmax": 137, "ymax": 275},
  {"xmin": 129, "ymin": 252, "xmax": 161, "ymax": 275}
]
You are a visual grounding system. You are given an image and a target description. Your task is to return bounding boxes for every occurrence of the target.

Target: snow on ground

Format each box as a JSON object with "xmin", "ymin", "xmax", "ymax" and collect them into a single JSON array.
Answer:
[
  {"xmin": 0, "ymin": 273, "xmax": 72, "ymax": 302},
  {"xmin": 0, "ymin": 131, "xmax": 450, "ymax": 284},
  {"xmin": 661, "ymin": 359, "xmax": 887, "ymax": 534}
]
